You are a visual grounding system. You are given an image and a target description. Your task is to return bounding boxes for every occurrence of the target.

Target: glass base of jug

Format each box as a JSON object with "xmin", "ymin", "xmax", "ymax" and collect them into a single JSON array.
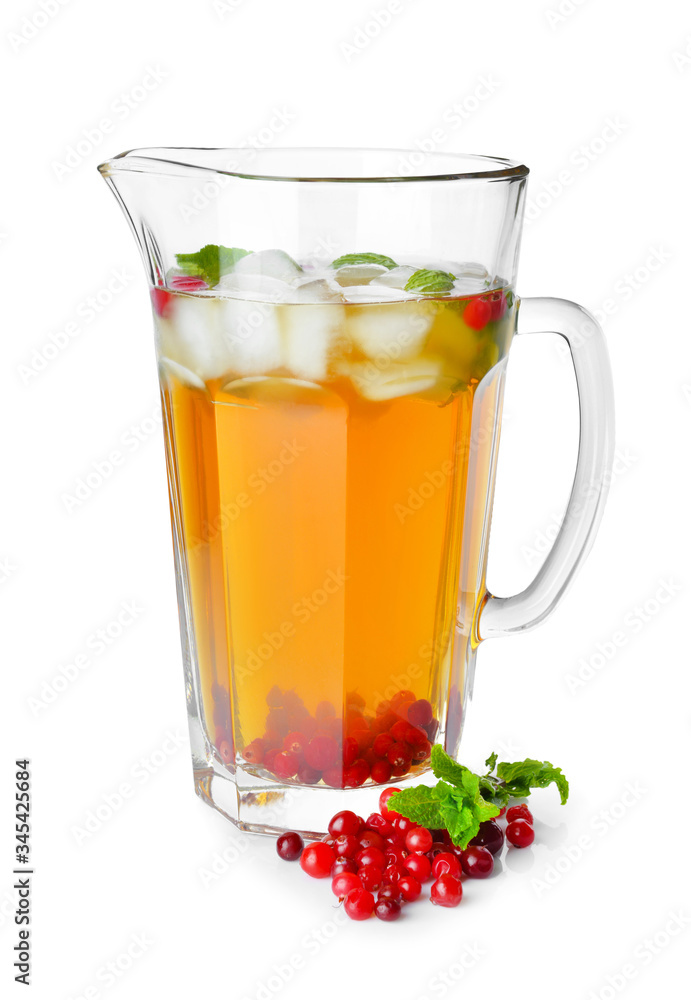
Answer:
[{"xmin": 193, "ymin": 759, "xmax": 435, "ymax": 839}]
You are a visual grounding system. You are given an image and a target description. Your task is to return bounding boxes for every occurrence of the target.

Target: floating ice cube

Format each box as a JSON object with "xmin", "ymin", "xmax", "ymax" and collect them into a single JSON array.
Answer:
[
  {"xmin": 346, "ymin": 358, "xmax": 442, "ymax": 401},
  {"xmin": 219, "ymin": 298, "xmax": 283, "ymax": 375},
  {"xmin": 217, "ymin": 273, "xmax": 296, "ymax": 302},
  {"xmin": 158, "ymin": 356, "xmax": 208, "ymax": 391},
  {"xmin": 230, "ymin": 249, "xmax": 303, "ymax": 283},
  {"xmin": 371, "ymin": 265, "xmax": 417, "ymax": 290},
  {"xmin": 218, "ymin": 376, "xmax": 343, "ymax": 409},
  {"xmin": 341, "ymin": 285, "xmax": 414, "ymax": 303},
  {"xmin": 293, "ymin": 278, "xmax": 345, "ymax": 303},
  {"xmin": 345, "ymin": 303, "xmax": 434, "ymax": 359},
  {"xmin": 453, "ymin": 261, "xmax": 491, "ymax": 280},
  {"xmin": 280, "ymin": 303, "xmax": 346, "ymax": 381},
  {"xmin": 332, "ymin": 264, "xmax": 389, "ymax": 287},
  {"xmin": 159, "ymin": 297, "xmax": 234, "ymax": 381}
]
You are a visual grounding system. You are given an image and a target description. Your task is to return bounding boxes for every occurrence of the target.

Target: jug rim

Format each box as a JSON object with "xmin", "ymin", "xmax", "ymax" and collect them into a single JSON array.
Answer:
[{"xmin": 97, "ymin": 147, "xmax": 529, "ymax": 184}]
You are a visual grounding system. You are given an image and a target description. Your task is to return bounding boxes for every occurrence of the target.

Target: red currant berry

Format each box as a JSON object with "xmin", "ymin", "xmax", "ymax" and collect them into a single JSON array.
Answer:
[
  {"xmin": 273, "ymin": 751, "xmax": 299, "ymax": 779},
  {"xmin": 342, "ymin": 736, "xmax": 359, "ymax": 768},
  {"xmin": 328, "ymin": 810, "xmax": 361, "ymax": 838},
  {"xmin": 356, "ymin": 846, "xmax": 385, "ymax": 869},
  {"xmin": 390, "ymin": 759, "xmax": 412, "ymax": 778},
  {"xmin": 374, "ymin": 897, "xmax": 401, "ymax": 921},
  {"xmin": 321, "ymin": 766, "xmax": 344, "ymax": 788},
  {"xmin": 406, "ymin": 698, "xmax": 433, "ymax": 727},
  {"xmin": 397, "ymin": 875, "xmax": 422, "ymax": 902},
  {"xmin": 426, "ymin": 841, "xmax": 447, "ymax": 860},
  {"xmin": 331, "ymin": 857, "xmax": 358, "ymax": 877},
  {"xmin": 383, "ymin": 863, "xmax": 405, "ymax": 885},
  {"xmin": 377, "ymin": 885, "xmax": 401, "ymax": 902},
  {"xmin": 506, "ymin": 804, "xmax": 533, "ymax": 824},
  {"xmin": 304, "ymin": 735, "xmax": 338, "ymax": 770},
  {"xmin": 506, "ymin": 818, "xmax": 535, "ymax": 848},
  {"xmin": 370, "ymin": 760, "xmax": 392, "ymax": 784},
  {"xmin": 379, "ymin": 786, "xmax": 402, "ymax": 819},
  {"xmin": 276, "ymin": 831, "xmax": 303, "ymax": 861},
  {"xmin": 387, "ymin": 742, "xmax": 413, "ymax": 770},
  {"xmin": 431, "ymin": 853, "xmax": 462, "ymax": 879},
  {"xmin": 333, "ymin": 834, "xmax": 359, "ymax": 859},
  {"xmin": 243, "ymin": 740, "xmax": 264, "ymax": 764},
  {"xmin": 430, "ymin": 874, "xmax": 463, "ymax": 907},
  {"xmin": 151, "ymin": 288, "xmax": 174, "ymax": 318},
  {"xmin": 470, "ymin": 820, "xmax": 504, "ymax": 856},
  {"xmin": 488, "ymin": 290, "xmax": 507, "ymax": 320},
  {"xmin": 392, "ymin": 815, "xmax": 416, "ymax": 839},
  {"xmin": 405, "ymin": 827, "xmax": 433, "ymax": 854},
  {"xmin": 403, "ymin": 853, "xmax": 432, "ymax": 882},
  {"xmin": 358, "ymin": 829, "xmax": 386, "ymax": 853},
  {"xmin": 372, "ymin": 733, "xmax": 395, "ymax": 757},
  {"xmin": 390, "ymin": 690, "xmax": 416, "ymax": 712},
  {"xmin": 357, "ymin": 865, "xmax": 383, "ymax": 891},
  {"xmin": 299, "ymin": 842, "xmax": 334, "ymax": 879},
  {"xmin": 460, "ymin": 845, "xmax": 494, "ymax": 878},
  {"xmin": 282, "ymin": 731, "xmax": 307, "ymax": 756},
  {"xmin": 344, "ymin": 887, "xmax": 374, "ymax": 921},
  {"xmin": 315, "ymin": 700, "xmax": 335, "ymax": 723},
  {"xmin": 344, "ymin": 759, "xmax": 370, "ymax": 787},
  {"xmin": 332, "ymin": 872, "xmax": 361, "ymax": 899},
  {"xmin": 384, "ymin": 845, "xmax": 408, "ymax": 866},
  {"xmin": 463, "ymin": 297, "xmax": 492, "ymax": 330},
  {"xmin": 366, "ymin": 813, "xmax": 393, "ymax": 838},
  {"xmin": 296, "ymin": 763, "xmax": 321, "ymax": 784},
  {"xmin": 389, "ymin": 720, "xmax": 411, "ymax": 743}
]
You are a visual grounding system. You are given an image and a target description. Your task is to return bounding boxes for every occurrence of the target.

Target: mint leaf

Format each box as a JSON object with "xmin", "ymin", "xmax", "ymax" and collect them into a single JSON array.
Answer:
[
  {"xmin": 485, "ymin": 752, "xmax": 498, "ymax": 772},
  {"xmin": 386, "ymin": 784, "xmax": 445, "ymax": 829},
  {"xmin": 496, "ymin": 759, "xmax": 570, "ymax": 805},
  {"xmin": 430, "ymin": 744, "xmax": 468, "ymax": 786},
  {"xmin": 505, "ymin": 290, "xmax": 515, "ymax": 308},
  {"xmin": 439, "ymin": 779, "xmax": 499, "ymax": 848},
  {"xmin": 330, "ymin": 252, "xmax": 397, "ymax": 270},
  {"xmin": 405, "ymin": 269, "xmax": 456, "ymax": 295},
  {"xmin": 175, "ymin": 245, "xmax": 252, "ymax": 286}
]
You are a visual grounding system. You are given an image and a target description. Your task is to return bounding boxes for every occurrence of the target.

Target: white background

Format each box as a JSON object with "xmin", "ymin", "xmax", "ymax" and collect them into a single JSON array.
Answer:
[{"xmin": 2, "ymin": 0, "xmax": 690, "ymax": 997}]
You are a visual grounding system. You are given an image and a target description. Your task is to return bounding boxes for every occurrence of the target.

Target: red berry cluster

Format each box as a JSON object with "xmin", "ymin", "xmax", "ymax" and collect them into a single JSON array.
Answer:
[
  {"xmin": 241, "ymin": 687, "xmax": 438, "ymax": 789},
  {"xmin": 463, "ymin": 289, "xmax": 509, "ymax": 331},
  {"xmin": 277, "ymin": 786, "xmax": 538, "ymax": 922}
]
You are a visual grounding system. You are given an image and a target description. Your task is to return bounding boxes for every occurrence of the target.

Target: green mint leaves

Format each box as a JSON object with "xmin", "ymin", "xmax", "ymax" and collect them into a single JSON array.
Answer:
[
  {"xmin": 496, "ymin": 759, "xmax": 570, "ymax": 805},
  {"xmin": 330, "ymin": 252, "xmax": 398, "ymax": 270},
  {"xmin": 404, "ymin": 269, "xmax": 456, "ymax": 295},
  {"xmin": 175, "ymin": 245, "xmax": 252, "ymax": 287},
  {"xmin": 386, "ymin": 746, "xmax": 569, "ymax": 849}
]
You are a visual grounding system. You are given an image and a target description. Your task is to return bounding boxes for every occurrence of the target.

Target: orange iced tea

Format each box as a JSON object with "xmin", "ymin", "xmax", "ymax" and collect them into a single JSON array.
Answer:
[{"xmin": 153, "ymin": 255, "xmax": 515, "ymax": 787}]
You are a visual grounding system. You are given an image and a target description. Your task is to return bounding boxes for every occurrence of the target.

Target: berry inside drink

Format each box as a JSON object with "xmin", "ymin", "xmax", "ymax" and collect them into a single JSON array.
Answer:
[{"xmin": 153, "ymin": 251, "xmax": 516, "ymax": 789}]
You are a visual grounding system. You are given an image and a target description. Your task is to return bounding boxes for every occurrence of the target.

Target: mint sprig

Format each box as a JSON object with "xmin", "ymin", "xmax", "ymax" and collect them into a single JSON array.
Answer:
[
  {"xmin": 175, "ymin": 245, "xmax": 252, "ymax": 287},
  {"xmin": 404, "ymin": 269, "xmax": 456, "ymax": 295},
  {"xmin": 387, "ymin": 746, "xmax": 569, "ymax": 848},
  {"xmin": 330, "ymin": 252, "xmax": 397, "ymax": 270}
]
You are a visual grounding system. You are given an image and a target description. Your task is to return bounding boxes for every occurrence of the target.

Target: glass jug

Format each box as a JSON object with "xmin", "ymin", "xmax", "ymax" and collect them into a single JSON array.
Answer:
[{"xmin": 98, "ymin": 148, "xmax": 614, "ymax": 836}]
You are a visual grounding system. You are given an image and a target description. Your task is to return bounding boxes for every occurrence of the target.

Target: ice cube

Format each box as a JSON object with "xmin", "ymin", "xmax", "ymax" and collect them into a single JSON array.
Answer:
[
  {"xmin": 230, "ymin": 249, "xmax": 303, "ymax": 283},
  {"xmin": 280, "ymin": 303, "xmax": 346, "ymax": 381},
  {"xmin": 217, "ymin": 273, "xmax": 296, "ymax": 302},
  {"xmin": 453, "ymin": 261, "xmax": 490, "ymax": 280},
  {"xmin": 161, "ymin": 297, "xmax": 235, "ymax": 381},
  {"xmin": 371, "ymin": 265, "xmax": 417, "ymax": 290},
  {"xmin": 332, "ymin": 264, "xmax": 389, "ymax": 287},
  {"xmin": 346, "ymin": 358, "xmax": 442, "ymax": 401},
  {"xmin": 158, "ymin": 356, "xmax": 208, "ymax": 391},
  {"xmin": 219, "ymin": 298, "xmax": 283, "ymax": 375},
  {"xmin": 217, "ymin": 376, "xmax": 343, "ymax": 409},
  {"xmin": 293, "ymin": 278, "xmax": 345, "ymax": 303},
  {"xmin": 345, "ymin": 302, "xmax": 434, "ymax": 359},
  {"xmin": 341, "ymin": 285, "xmax": 414, "ymax": 303}
]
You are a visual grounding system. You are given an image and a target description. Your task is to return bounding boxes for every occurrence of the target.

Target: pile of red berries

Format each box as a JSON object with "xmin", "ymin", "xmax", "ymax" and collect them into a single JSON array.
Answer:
[
  {"xmin": 276, "ymin": 790, "xmax": 536, "ymax": 921},
  {"xmin": 241, "ymin": 687, "xmax": 439, "ymax": 789}
]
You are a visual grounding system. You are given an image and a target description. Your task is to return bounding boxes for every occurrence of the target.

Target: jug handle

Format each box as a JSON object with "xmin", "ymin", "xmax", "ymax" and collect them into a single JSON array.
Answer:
[{"xmin": 477, "ymin": 297, "xmax": 615, "ymax": 639}]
